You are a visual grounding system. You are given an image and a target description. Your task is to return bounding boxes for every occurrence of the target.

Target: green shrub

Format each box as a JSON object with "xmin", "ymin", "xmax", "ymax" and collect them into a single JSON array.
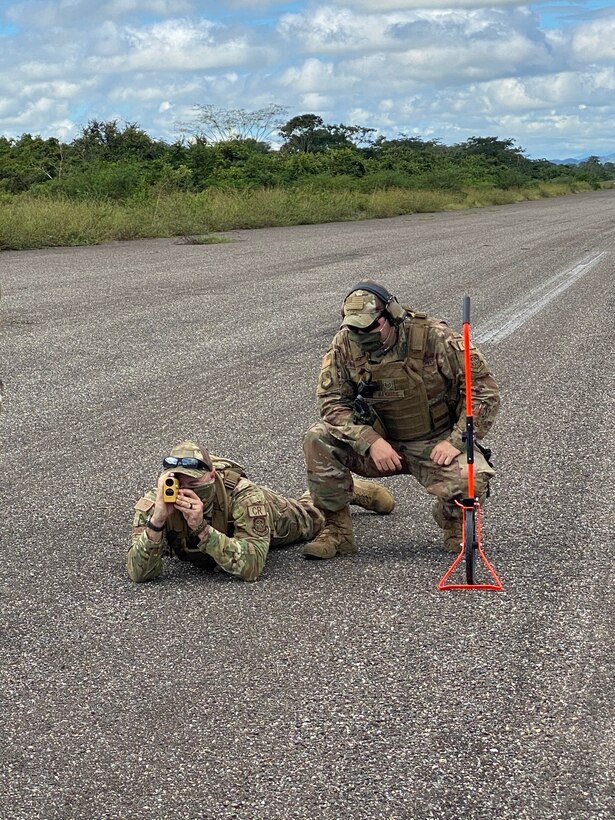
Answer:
[{"xmin": 31, "ymin": 161, "xmax": 149, "ymax": 201}]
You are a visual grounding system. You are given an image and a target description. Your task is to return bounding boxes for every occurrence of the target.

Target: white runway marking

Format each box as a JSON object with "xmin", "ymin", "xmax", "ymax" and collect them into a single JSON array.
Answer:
[{"xmin": 474, "ymin": 251, "xmax": 608, "ymax": 344}]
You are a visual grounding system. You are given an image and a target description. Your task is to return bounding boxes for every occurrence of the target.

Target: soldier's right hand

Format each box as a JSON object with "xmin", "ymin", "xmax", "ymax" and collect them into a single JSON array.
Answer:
[{"xmin": 369, "ymin": 438, "xmax": 403, "ymax": 473}]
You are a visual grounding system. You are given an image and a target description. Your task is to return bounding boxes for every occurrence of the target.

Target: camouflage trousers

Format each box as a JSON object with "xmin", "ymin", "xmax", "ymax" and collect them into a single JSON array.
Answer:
[
  {"xmin": 264, "ymin": 486, "xmax": 324, "ymax": 547},
  {"xmin": 303, "ymin": 421, "xmax": 495, "ymax": 543}
]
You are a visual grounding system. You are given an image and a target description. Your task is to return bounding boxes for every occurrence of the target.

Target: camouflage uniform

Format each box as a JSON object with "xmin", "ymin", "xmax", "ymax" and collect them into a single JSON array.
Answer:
[
  {"xmin": 128, "ymin": 457, "xmax": 323, "ymax": 583},
  {"xmin": 304, "ymin": 289, "xmax": 500, "ymax": 550}
]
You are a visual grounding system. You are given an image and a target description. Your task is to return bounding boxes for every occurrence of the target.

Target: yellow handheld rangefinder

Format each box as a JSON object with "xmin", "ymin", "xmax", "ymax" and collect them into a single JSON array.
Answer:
[{"xmin": 163, "ymin": 476, "xmax": 179, "ymax": 503}]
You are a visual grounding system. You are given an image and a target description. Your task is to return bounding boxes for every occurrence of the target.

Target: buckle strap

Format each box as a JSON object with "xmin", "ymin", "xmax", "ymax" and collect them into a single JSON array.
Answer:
[{"xmin": 223, "ymin": 469, "xmax": 243, "ymax": 491}]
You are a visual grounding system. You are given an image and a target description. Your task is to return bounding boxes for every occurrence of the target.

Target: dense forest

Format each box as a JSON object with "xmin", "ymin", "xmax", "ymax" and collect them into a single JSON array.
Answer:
[{"xmin": 1, "ymin": 107, "xmax": 613, "ymax": 201}]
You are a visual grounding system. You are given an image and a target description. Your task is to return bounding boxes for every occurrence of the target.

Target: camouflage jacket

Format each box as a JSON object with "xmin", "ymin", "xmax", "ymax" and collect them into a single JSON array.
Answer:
[
  {"xmin": 128, "ymin": 471, "xmax": 318, "ymax": 584},
  {"xmin": 317, "ymin": 313, "xmax": 500, "ymax": 454}
]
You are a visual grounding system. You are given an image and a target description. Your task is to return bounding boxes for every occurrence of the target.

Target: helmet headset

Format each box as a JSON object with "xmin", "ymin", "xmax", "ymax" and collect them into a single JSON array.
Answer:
[{"xmin": 343, "ymin": 281, "xmax": 407, "ymax": 324}]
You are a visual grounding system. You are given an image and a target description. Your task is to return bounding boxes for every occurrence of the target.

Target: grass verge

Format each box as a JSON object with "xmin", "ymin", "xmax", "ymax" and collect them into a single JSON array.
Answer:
[{"xmin": 0, "ymin": 181, "xmax": 607, "ymax": 251}]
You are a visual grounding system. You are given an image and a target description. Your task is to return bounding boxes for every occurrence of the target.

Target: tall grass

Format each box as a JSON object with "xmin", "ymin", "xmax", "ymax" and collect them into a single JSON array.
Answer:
[{"xmin": 0, "ymin": 181, "xmax": 604, "ymax": 251}]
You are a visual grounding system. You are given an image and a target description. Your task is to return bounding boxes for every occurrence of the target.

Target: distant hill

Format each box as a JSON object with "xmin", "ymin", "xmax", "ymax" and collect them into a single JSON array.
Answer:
[{"xmin": 549, "ymin": 152, "xmax": 615, "ymax": 165}]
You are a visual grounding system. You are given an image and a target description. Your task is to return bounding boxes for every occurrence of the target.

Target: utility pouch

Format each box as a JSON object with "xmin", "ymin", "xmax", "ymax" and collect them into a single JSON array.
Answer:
[
  {"xmin": 466, "ymin": 439, "xmax": 495, "ymax": 498},
  {"xmin": 475, "ymin": 440, "xmax": 494, "ymax": 468}
]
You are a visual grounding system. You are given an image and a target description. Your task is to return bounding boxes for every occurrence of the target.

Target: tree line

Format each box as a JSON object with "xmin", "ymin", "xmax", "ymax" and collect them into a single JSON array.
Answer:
[{"xmin": 1, "ymin": 106, "xmax": 613, "ymax": 200}]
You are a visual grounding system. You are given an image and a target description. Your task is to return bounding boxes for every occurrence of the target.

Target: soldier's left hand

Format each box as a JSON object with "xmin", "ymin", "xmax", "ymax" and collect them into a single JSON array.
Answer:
[
  {"xmin": 175, "ymin": 488, "xmax": 204, "ymax": 529},
  {"xmin": 430, "ymin": 440, "xmax": 461, "ymax": 466}
]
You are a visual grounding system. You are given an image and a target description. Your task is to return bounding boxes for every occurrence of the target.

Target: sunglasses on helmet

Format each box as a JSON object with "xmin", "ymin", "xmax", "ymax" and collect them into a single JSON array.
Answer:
[{"xmin": 162, "ymin": 456, "xmax": 211, "ymax": 471}]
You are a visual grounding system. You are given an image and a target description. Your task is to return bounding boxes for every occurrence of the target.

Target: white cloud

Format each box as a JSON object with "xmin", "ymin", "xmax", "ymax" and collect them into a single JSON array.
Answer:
[
  {"xmin": 493, "ymin": 108, "xmax": 615, "ymax": 155},
  {"xmin": 84, "ymin": 19, "xmax": 277, "ymax": 73},
  {"xmin": 2, "ymin": 96, "xmax": 62, "ymax": 127},
  {"xmin": 301, "ymin": 92, "xmax": 335, "ymax": 109},
  {"xmin": 224, "ymin": 0, "xmax": 291, "ymax": 6},
  {"xmin": 92, "ymin": 21, "xmax": 124, "ymax": 57},
  {"xmin": 278, "ymin": 58, "xmax": 339, "ymax": 93},
  {"xmin": 593, "ymin": 67, "xmax": 615, "ymax": 91},
  {"xmin": 279, "ymin": 7, "xmax": 557, "ymax": 83},
  {"xmin": 330, "ymin": 0, "xmax": 530, "ymax": 9},
  {"xmin": 571, "ymin": 13, "xmax": 615, "ymax": 63},
  {"xmin": 103, "ymin": 0, "xmax": 193, "ymax": 14},
  {"xmin": 1, "ymin": 1, "xmax": 614, "ymax": 156},
  {"xmin": 479, "ymin": 78, "xmax": 538, "ymax": 111},
  {"xmin": 279, "ymin": 7, "xmax": 376, "ymax": 53},
  {"xmin": 6, "ymin": 0, "xmax": 193, "ymax": 26}
]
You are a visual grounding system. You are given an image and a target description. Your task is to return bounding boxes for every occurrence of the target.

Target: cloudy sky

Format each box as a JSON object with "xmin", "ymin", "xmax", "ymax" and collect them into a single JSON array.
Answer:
[{"xmin": 1, "ymin": 0, "xmax": 614, "ymax": 159}]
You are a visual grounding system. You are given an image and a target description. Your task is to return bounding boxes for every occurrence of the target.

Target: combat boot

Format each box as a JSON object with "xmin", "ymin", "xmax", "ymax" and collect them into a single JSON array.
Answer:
[
  {"xmin": 432, "ymin": 500, "xmax": 462, "ymax": 553},
  {"xmin": 350, "ymin": 478, "xmax": 395, "ymax": 515},
  {"xmin": 442, "ymin": 527, "xmax": 463, "ymax": 553},
  {"xmin": 302, "ymin": 506, "xmax": 356, "ymax": 559}
]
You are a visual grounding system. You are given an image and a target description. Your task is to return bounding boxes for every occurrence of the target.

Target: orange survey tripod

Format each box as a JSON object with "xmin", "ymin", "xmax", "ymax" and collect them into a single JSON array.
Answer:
[{"xmin": 438, "ymin": 296, "xmax": 503, "ymax": 591}]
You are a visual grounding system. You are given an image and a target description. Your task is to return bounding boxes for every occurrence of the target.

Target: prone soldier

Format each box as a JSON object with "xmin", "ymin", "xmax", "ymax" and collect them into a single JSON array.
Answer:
[{"xmin": 128, "ymin": 440, "xmax": 395, "ymax": 582}]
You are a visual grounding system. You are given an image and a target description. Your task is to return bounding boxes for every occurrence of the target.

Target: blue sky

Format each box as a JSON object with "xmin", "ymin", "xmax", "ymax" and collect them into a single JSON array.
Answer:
[{"xmin": 1, "ymin": 0, "xmax": 614, "ymax": 159}]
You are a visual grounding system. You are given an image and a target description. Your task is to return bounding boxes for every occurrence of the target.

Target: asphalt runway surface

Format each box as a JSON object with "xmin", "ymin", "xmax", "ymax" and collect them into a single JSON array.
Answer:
[{"xmin": 1, "ymin": 190, "xmax": 614, "ymax": 820}]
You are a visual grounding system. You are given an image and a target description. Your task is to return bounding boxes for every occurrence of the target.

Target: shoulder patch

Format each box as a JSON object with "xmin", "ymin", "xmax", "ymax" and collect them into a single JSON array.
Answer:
[
  {"xmin": 247, "ymin": 503, "xmax": 267, "ymax": 518},
  {"xmin": 450, "ymin": 337, "xmax": 476, "ymax": 351},
  {"xmin": 251, "ymin": 517, "xmax": 268, "ymax": 536},
  {"xmin": 321, "ymin": 352, "xmax": 332, "ymax": 369},
  {"xmin": 134, "ymin": 497, "xmax": 155, "ymax": 513},
  {"xmin": 319, "ymin": 370, "xmax": 333, "ymax": 390}
]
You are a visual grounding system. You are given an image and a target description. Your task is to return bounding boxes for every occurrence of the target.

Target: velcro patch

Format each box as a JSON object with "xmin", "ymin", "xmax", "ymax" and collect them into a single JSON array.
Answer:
[
  {"xmin": 251, "ymin": 517, "xmax": 268, "ymax": 536},
  {"xmin": 248, "ymin": 504, "xmax": 266, "ymax": 517},
  {"xmin": 452, "ymin": 338, "xmax": 476, "ymax": 351},
  {"xmin": 134, "ymin": 497, "xmax": 155, "ymax": 512},
  {"xmin": 319, "ymin": 370, "xmax": 333, "ymax": 390},
  {"xmin": 374, "ymin": 389, "xmax": 405, "ymax": 399},
  {"xmin": 346, "ymin": 295, "xmax": 365, "ymax": 310}
]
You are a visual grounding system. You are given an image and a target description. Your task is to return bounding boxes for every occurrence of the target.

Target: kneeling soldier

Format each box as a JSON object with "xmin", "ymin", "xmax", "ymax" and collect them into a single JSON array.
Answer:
[{"xmin": 303, "ymin": 281, "xmax": 500, "ymax": 559}]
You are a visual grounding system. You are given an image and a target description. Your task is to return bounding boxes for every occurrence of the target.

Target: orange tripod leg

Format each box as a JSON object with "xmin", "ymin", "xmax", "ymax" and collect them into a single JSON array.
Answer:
[{"xmin": 437, "ymin": 295, "xmax": 503, "ymax": 591}]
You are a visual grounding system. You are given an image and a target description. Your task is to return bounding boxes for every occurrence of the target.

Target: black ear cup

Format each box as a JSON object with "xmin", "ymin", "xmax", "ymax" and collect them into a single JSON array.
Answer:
[{"xmin": 385, "ymin": 299, "xmax": 407, "ymax": 322}]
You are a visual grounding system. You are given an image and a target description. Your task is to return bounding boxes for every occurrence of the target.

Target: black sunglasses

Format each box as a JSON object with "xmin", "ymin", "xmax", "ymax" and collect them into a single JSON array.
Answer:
[{"xmin": 163, "ymin": 456, "xmax": 211, "ymax": 471}]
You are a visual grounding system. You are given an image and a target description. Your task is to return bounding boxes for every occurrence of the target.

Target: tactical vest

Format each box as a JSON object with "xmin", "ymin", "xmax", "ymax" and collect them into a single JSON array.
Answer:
[
  {"xmin": 352, "ymin": 313, "xmax": 452, "ymax": 441},
  {"xmin": 167, "ymin": 457, "xmax": 246, "ymax": 566}
]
